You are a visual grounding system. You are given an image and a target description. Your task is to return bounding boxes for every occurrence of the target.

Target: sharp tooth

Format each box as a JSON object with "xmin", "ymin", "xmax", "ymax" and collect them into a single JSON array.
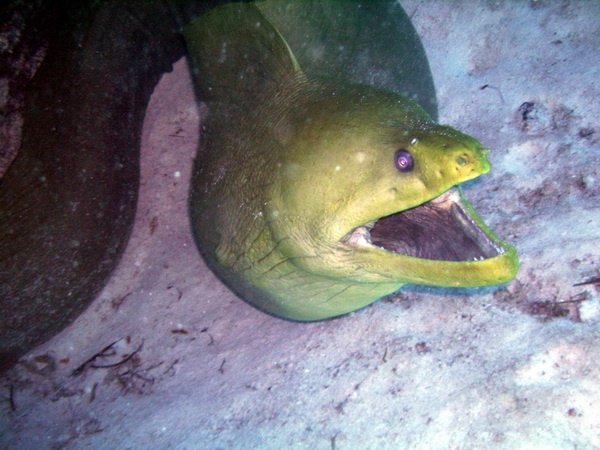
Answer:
[
  {"xmin": 342, "ymin": 226, "xmax": 373, "ymax": 247},
  {"xmin": 430, "ymin": 188, "xmax": 460, "ymax": 205}
]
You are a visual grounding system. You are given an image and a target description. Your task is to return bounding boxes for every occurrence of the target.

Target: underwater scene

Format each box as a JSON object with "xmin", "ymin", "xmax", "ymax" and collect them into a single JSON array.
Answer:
[{"xmin": 1, "ymin": 0, "xmax": 599, "ymax": 447}]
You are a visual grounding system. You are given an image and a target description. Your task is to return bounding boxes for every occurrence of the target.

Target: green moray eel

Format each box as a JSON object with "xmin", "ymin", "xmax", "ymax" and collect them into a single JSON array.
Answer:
[
  {"xmin": 0, "ymin": 0, "xmax": 233, "ymax": 371},
  {"xmin": 0, "ymin": 0, "xmax": 517, "ymax": 370},
  {"xmin": 185, "ymin": 3, "xmax": 518, "ymax": 321}
]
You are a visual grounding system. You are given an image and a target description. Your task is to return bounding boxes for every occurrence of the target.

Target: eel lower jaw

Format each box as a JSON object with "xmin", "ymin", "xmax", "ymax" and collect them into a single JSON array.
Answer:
[{"xmin": 341, "ymin": 187, "xmax": 509, "ymax": 263}]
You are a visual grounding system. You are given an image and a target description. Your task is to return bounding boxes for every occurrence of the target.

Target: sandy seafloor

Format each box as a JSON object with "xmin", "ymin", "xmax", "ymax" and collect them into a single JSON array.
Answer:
[{"xmin": 1, "ymin": 1, "xmax": 599, "ymax": 448}]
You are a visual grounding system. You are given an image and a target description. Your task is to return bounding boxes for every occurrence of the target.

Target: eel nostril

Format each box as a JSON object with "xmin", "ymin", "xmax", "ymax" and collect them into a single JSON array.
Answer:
[{"xmin": 455, "ymin": 154, "xmax": 468, "ymax": 167}]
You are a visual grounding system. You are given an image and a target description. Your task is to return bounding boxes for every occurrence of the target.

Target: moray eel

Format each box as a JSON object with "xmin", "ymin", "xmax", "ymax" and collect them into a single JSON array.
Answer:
[
  {"xmin": 0, "ymin": 0, "xmax": 517, "ymax": 370},
  {"xmin": 0, "ymin": 0, "xmax": 228, "ymax": 371},
  {"xmin": 185, "ymin": 3, "xmax": 518, "ymax": 321}
]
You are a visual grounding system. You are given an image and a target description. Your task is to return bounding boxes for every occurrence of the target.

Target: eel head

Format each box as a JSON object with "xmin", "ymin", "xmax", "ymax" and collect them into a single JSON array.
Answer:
[{"xmin": 271, "ymin": 90, "xmax": 518, "ymax": 292}]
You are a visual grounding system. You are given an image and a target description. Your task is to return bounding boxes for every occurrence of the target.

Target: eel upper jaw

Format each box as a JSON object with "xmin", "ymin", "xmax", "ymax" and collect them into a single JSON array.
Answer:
[{"xmin": 341, "ymin": 186, "xmax": 509, "ymax": 263}]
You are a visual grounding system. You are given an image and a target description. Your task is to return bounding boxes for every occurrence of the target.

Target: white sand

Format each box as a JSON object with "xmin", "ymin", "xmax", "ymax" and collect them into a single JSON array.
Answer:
[{"xmin": 2, "ymin": 1, "xmax": 599, "ymax": 448}]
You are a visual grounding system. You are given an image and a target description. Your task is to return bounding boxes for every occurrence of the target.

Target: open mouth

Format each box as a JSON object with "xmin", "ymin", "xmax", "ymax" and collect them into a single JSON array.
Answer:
[{"xmin": 342, "ymin": 187, "xmax": 507, "ymax": 262}]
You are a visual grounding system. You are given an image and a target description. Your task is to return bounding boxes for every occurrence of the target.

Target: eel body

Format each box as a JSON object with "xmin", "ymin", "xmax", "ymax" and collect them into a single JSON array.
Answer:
[
  {"xmin": 0, "ymin": 0, "xmax": 518, "ymax": 370},
  {"xmin": 185, "ymin": 3, "xmax": 517, "ymax": 320},
  {"xmin": 0, "ymin": 0, "xmax": 231, "ymax": 371}
]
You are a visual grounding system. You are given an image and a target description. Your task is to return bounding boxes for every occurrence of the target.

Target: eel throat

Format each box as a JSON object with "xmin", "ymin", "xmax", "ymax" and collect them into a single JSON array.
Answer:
[{"xmin": 345, "ymin": 187, "xmax": 508, "ymax": 263}]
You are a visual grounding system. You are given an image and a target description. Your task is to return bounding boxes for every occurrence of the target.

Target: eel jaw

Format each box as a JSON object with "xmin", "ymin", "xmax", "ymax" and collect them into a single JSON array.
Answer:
[{"xmin": 341, "ymin": 187, "xmax": 509, "ymax": 263}]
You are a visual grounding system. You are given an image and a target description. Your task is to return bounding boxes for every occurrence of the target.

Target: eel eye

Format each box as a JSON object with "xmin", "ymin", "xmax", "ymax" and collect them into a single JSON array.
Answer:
[{"xmin": 394, "ymin": 149, "xmax": 414, "ymax": 172}]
